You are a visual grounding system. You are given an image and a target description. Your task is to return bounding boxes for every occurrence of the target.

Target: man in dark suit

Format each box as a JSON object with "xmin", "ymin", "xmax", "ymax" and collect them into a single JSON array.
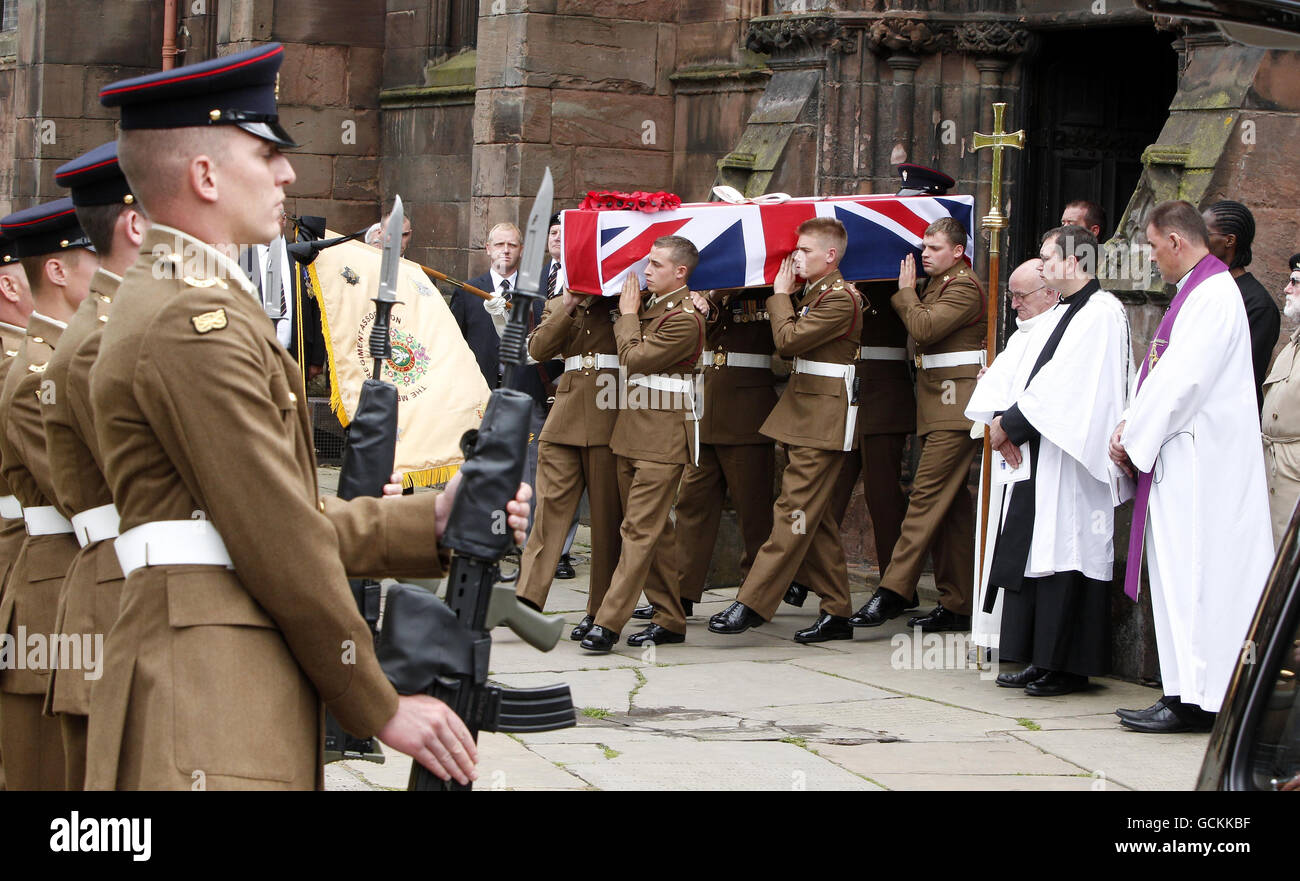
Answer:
[
  {"xmin": 450, "ymin": 221, "xmax": 551, "ymax": 531},
  {"xmin": 1203, "ymin": 200, "xmax": 1281, "ymax": 412}
]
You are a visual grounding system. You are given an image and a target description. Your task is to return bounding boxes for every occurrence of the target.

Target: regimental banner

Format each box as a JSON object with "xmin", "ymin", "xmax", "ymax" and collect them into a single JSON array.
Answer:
[
  {"xmin": 308, "ymin": 234, "xmax": 489, "ymax": 487},
  {"xmin": 562, "ymin": 194, "xmax": 976, "ymax": 296}
]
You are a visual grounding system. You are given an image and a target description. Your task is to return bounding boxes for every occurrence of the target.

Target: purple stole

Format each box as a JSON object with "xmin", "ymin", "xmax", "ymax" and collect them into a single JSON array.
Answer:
[{"xmin": 1123, "ymin": 254, "xmax": 1229, "ymax": 600}]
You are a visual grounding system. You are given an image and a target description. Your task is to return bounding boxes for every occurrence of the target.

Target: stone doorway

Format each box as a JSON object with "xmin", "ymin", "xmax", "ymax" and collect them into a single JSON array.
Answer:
[{"xmin": 1013, "ymin": 25, "xmax": 1179, "ymax": 262}]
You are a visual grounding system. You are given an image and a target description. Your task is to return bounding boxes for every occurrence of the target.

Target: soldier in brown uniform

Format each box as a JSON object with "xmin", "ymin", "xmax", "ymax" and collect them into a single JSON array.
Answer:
[
  {"xmin": 40, "ymin": 142, "xmax": 145, "ymax": 789},
  {"xmin": 671, "ymin": 288, "xmax": 778, "ymax": 616},
  {"xmin": 710, "ymin": 217, "xmax": 862, "ymax": 642},
  {"xmin": 788, "ymin": 279, "xmax": 915, "ymax": 607},
  {"xmin": 0, "ymin": 241, "xmax": 33, "ymax": 791},
  {"xmin": 516, "ymin": 278, "xmax": 623, "ymax": 640},
  {"xmin": 580, "ymin": 235, "xmax": 704, "ymax": 652},
  {"xmin": 86, "ymin": 43, "xmax": 529, "ymax": 790},
  {"xmin": 0, "ymin": 199, "xmax": 99, "ymax": 790},
  {"xmin": 851, "ymin": 217, "xmax": 984, "ymax": 632}
]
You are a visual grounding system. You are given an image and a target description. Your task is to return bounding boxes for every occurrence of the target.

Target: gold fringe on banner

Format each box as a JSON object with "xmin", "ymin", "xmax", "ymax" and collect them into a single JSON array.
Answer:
[{"xmin": 307, "ymin": 260, "xmax": 350, "ymax": 428}]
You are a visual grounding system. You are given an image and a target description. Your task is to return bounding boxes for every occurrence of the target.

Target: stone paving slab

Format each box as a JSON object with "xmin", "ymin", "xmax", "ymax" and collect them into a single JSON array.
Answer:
[
  {"xmin": 866, "ymin": 773, "xmax": 1122, "ymax": 791},
  {"xmin": 1006, "ymin": 727, "xmax": 1211, "ymax": 791},
  {"xmin": 745, "ymin": 696, "xmax": 1012, "ymax": 743},
  {"xmin": 551, "ymin": 738, "xmax": 883, "ymax": 791},
  {"xmin": 493, "ymin": 667, "xmax": 641, "ymax": 714},
  {"xmin": 633, "ymin": 660, "xmax": 895, "ymax": 713},
  {"xmin": 809, "ymin": 737, "xmax": 1084, "ymax": 778}
]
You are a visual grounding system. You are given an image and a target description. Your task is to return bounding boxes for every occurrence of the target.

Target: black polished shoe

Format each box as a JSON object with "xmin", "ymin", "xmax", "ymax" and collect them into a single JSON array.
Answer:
[
  {"xmin": 783, "ymin": 582, "xmax": 808, "ymax": 607},
  {"xmin": 1025, "ymin": 670, "xmax": 1089, "ymax": 697},
  {"xmin": 1119, "ymin": 701, "xmax": 1215, "ymax": 733},
  {"xmin": 555, "ymin": 554, "xmax": 576, "ymax": 580},
  {"xmin": 579, "ymin": 625, "xmax": 620, "ymax": 654},
  {"xmin": 995, "ymin": 665, "xmax": 1048, "ymax": 689},
  {"xmin": 631, "ymin": 603, "xmax": 655, "ymax": 620},
  {"xmin": 708, "ymin": 602, "xmax": 765, "ymax": 634},
  {"xmin": 907, "ymin": 604, "xmax": 971, "ymax": 633},
  {"xmin": 848, "ymin": 588, "xmax": 916, "ymax": 627},
  {"xmin": 627, "ymin": 623, "xmax": 686, "ymax": 647},
  {"xmin": 569, "ymin": 615, "xmax": 595, "ymax": 641},
  {"xmin": 1115, "ymin": 695, "xmax": 1177, "ymax": 722},
  {"xmin": 793, "ymin": 612, "xmax": 854, "ymax": 644}
]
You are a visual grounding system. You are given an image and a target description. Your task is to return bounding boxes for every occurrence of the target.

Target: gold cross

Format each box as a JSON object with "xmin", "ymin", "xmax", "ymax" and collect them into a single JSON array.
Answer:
[{"xmin": 971, "ymin": 102, "xmax": 1025, "ymax": 237}]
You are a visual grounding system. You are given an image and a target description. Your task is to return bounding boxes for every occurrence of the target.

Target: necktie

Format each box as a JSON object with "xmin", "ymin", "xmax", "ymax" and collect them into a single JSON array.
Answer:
[
  {"xmin": 547, "ymin": 263, "xmax": 560, "ymax": 299},
  {"xmin": 500, "ymin": 277, "xmax": 512, "ymax": 305}
]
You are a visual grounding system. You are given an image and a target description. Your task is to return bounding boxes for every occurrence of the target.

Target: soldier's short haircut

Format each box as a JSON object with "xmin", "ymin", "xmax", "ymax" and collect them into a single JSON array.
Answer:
[
  {"xmin": 19, "ymin": 250, "xmax": 84, "ymax": 293},
  {"xmin": 1042, "ymin": 224, "xmax": 1099, "ymax": 267},
  {"xmin": 1065, "ymin": 199, "xmax": 1107, "ymax": 237},
  {"xmin": 1146, "ymin": 200, "xmax": 1209, "ymax": 247},
  {"xmin": 117, "ymin": 126, "xmax": 236, "ymax": 217},
  {"xmin": 925, "ymin": 216, "xmax": 967, "ymax": 251},
  {"xmin": 75, "ymin": 203, "xmax": 132, "ymax": 258},
  {"xmin": 653, "ymin": 235, "xmax": 699, "ymax": 274},
  {"xmin": 796, "ymin": 217, "xmax": 847, "ymax": 254}
]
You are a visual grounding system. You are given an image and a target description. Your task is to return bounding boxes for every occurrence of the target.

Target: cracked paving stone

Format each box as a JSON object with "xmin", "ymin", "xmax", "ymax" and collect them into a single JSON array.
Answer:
[
  {"xmin": 634, "ymin": 660, "xmax": 894, "ymax": 713},
  {"xmin": 1007, "ymin": 726, "xmax": 1211, "ymax": 791}
]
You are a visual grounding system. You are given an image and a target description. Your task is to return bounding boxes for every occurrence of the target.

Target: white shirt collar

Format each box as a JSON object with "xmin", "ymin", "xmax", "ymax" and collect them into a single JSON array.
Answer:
[{"xmin": 489, "ymin": 268, "xmax": 518, "ymax": 294}]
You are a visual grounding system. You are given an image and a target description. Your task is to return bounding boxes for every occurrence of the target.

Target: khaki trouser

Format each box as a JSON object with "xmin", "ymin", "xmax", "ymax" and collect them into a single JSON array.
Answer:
[
  {"xmin": 1263, "ymin": 437, "xmax": 1300, "ymax": 549},
  {"xmin": 674, "ymin": 443, "xmax": 775, "ymax": 604},
  {"xmin": 594, "ymin": 458, "xmax": 684, "ymax": 635},
  {"xmin": 0, "ymin": 692, "xmax": 64, "ymax": 790},
  {"xmin": 517, "ymin": 442, "xmax": 622, "ymax": 615},
  {"xmin": 61, "ymin": 711, "xmax": 87, "ymax": 791},
  {"xmin": 877, "ymin": 429, "xmax": 978, "ymax": 615},
  {"xmin": 737, "ymin": 444, "xmax": 853, "ymax": 621}
]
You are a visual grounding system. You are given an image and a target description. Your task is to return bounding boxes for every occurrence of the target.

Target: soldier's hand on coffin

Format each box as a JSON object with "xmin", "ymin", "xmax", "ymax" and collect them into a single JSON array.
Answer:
[
  {"xmin": 432, "ymin": 472, "xmax": 534, "ymax": 546},
  {"xmin": 899, "ymin": 253, "xmax": 918, "ymax": 291},
  {"xmin": 618, "ymin": 271, "xmax": 642, "ymax": 316},
  {"xmin": 561, "ymin": 288, "xmax": 582, "ymax": 314},
  {"xmin": 377, "ymin": 694, "xmax": 479, "ymax": 784},
  {"xmin": 774, "ymin": 254, "xmax": 798, "ymax": 295},
  {"xmin": 689, "ymin": 290, "xmax": 712, "ymax": 316}
]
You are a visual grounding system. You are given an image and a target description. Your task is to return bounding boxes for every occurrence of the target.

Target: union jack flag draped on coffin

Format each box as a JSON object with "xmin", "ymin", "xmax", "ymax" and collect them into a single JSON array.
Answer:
[{"xmin": 561, "ymin": 194, "xmax": 976, "ymax": 296}]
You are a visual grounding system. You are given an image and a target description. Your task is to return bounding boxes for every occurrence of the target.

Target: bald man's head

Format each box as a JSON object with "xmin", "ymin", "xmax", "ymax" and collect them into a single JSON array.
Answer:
[{"xmin": 1007, "ymin": 258, "xmax": 1056, "ymax": 322}]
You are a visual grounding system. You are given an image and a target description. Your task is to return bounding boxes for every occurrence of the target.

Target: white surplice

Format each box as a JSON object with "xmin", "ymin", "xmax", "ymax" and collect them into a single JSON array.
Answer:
[
  {"xmin": 966, "ymin": 305, "xmax": 1063, "ymax": 648},
  {"xmin": 1122, "ymin": 265, "xmax": 1274, "ymax": 712}
]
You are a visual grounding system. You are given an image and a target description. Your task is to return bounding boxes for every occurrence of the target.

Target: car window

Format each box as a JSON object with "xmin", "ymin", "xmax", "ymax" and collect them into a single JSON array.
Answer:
[{"xmin": 1247, "ymin": 611, "xmax": 1300, "ymax": 790}]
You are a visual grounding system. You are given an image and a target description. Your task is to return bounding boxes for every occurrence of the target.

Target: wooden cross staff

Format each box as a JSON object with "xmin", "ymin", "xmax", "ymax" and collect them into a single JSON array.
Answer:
[{"xmin": 971, "ymin": 102, "xmax": 1025, "ymax": 643}]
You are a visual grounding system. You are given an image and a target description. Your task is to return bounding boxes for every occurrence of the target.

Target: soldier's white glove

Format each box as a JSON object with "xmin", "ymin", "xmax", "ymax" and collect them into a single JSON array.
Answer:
[{"xmin": 484, "ymin": 294, "xmax": 510, "ymax": 337}]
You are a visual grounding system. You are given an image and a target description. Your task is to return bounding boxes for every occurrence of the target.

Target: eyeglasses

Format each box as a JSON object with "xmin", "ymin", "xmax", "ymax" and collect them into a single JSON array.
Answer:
[{"xmin": 1009, "ymin": 286, "xmax": 1047, "ymax": 302}]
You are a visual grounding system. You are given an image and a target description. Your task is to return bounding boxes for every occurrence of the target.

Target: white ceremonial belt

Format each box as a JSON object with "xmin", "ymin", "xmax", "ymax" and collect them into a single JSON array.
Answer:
[
  {"xmin": 918, "ymin": 350, "xmax": 984, "ymax": 370},
  {"xmin": 71, "ymin": 503, "xmax": 121, "ymax": 549},
  {"xmin": 0, "ymin": 495, "xmax": 23, "ymax": 520},
  {"xmin": 860, "ymin": 346, "xmax": 907, "ymax": 361},
  {"xmin": 793, "ymin": 359, "xmax": 858, "ymax": 452},
  {"xmin": 115, "ymin": 520, "xmax": 235, "ymax": 577},
  {"xmin": 564, "ymin": 353, "xmax": 619, "ymax": 372},
  {"xmin": 628, "ymin": 373, "xmax": 695, "ymax": 395},
  {"xmin": 24, "ymin": 506, "xmax": 73, "ymax": 536},
  {"xmin": 703, "ymin": 350, "xmax": 769, "ymax": 370}
]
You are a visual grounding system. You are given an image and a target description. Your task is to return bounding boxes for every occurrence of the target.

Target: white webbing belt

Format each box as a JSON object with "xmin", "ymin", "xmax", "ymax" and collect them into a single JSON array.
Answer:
[
  {"xmin": 702, "ymin": 350, "xmax": 770, "ymax": 370},
  {"xmin": 793, "ymin": 358, "xmax": 858, "ymax": 451},
  {"xmin": 115, "ymin": 520, "xmax": 235, "ymax": 577},
  {"xmin": 71, "ymin": 503, "xmax": 121, "ymax": 549},
  {"xmin": 0, "ymin": 494, "xmax": 23, "ymax": 520},
  {"xmin": 919, "ymin": 350, "xmax": 984, "ymax": 370},
  {"xmin": 860, "ymin": 346, "xmax": 907, "ymax": 361},
  {"xmin": 24, "ymin": 505, "xmax": 73, "ymax": 536},
  {"xmin": 563, "ymin": 353, "xmax": 620, "ymax": 372},
  {"xmin": 628, "ymin": 373, "xmax": 702, "ymax": 466}
]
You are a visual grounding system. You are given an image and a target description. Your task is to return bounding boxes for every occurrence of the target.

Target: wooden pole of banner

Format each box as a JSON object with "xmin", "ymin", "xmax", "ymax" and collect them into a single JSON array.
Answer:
[{"xmin": 970, "ymin": 102, "xmax": 1025, "ymax": 668}]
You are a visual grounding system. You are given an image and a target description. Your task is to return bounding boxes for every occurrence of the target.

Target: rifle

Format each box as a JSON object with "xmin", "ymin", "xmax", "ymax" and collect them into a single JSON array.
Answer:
[{"xmin": 377, "ymin": 172, "xmax": 576, "ymax": 791}]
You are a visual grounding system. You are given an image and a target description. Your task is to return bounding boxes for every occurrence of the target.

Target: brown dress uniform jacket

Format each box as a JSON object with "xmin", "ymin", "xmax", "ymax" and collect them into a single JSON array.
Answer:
[
  {"xmin": 43, "ymin": 270, "xmax": 126, "ymax": 719},
  {"xmin": 699, "ymin": 292, "xmax": 778, "ymax": 445},
  {"xmin": 856, "ymin": 280, "xmax": 916, "ymax": 437},
  {"xmin": 890, "ymin": 265, "xmax": 985, "ymax": 435},
  {"xmin": 760, "ymin": 270, "xmax": 862, "ymax": 450},
  {"xmin": 530, "ymin": 294, "xmax": 619, "ymax": 446},
  {"xmin": 0, "ymin": 322, "xmax": 28, "ymax": 593},
  {"xmin": 0, "ymin": 313, "xmax": 81, "ymax": 696},
  {"xmin": 85, "ymin": 226, "xmax": 448, "ymax": 790},
  {"xmin": 609, "ymin": 286, "xmax": 704, "ymax": 465}
]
